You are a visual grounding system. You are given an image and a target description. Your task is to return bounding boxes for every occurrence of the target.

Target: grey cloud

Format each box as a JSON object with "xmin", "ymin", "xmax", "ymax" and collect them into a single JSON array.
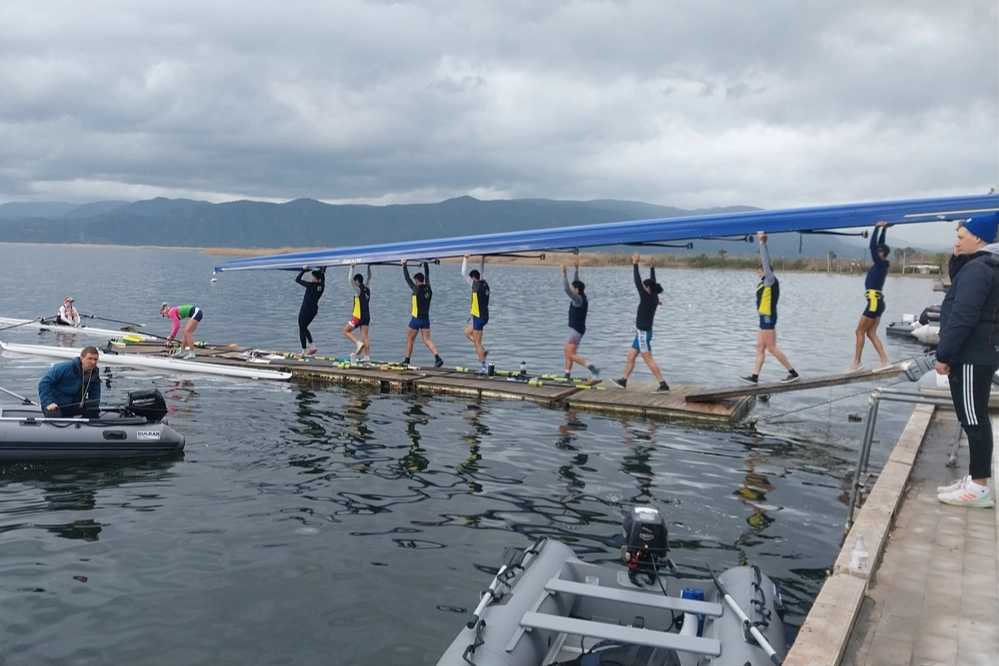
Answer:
[{"xmin": 0, "ymin": 0, "xmax": 994, "ymax": 217}]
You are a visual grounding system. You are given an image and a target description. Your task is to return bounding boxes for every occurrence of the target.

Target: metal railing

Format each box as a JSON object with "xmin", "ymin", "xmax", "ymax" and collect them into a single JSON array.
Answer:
[{"xmin": 845, "ymin": 387, "xmax": 958, "ymax": 532}]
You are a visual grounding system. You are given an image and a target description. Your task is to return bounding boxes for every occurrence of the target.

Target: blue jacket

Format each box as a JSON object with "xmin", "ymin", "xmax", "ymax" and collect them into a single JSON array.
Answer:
[
  {"xmin": 38, "ymin": 357, "xmax": 102, "ymax": 409},
  {"xmin": 937, "ymin": 245, "xmax": 999, "ymax": 367}
]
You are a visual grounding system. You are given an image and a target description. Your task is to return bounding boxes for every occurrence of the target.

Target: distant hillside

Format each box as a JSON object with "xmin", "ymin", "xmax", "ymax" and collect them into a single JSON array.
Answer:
[
  {"xmin": 0, "ymin": 201, "xmax": 78, "ymax": 219},
  {"xmin": 0, "ymin": 196, "xmax": 872, "ymax": 258}
]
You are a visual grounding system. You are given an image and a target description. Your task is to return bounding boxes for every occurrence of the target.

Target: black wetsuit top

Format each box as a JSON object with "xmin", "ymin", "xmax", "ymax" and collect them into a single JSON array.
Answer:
[
  {"xmin": 634, "ymin": 264, "xmax": 659, "ymax": 330},
  {"xmin": 296, "ymin": 269, "xmax": 325, "ymax": 312}
]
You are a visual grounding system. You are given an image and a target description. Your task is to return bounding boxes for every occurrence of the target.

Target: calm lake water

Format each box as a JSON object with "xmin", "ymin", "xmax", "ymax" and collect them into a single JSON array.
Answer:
[{"xmin": 0, "ymin": 243, "xmax": 941, "ymax": 664}]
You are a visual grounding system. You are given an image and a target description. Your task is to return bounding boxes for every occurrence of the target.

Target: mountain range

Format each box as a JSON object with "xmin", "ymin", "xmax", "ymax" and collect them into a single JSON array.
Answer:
[{"xmin": 0, "ymin": 196, "xmax": 925, "ymax": 258}]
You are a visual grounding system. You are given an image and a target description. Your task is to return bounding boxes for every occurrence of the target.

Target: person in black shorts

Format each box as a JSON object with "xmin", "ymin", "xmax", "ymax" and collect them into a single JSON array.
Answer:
[
  {"xmin": 295, "ymin": 266, "xmax": 325, "ymax": 356},
  {"xmin": 845, "ymin": 221, "xmax": 893, "ymax": 373}
]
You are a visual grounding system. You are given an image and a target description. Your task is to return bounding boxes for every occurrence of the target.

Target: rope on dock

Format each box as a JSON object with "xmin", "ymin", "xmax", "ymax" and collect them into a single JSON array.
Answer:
[{"xmin": 757, "ymin": 379, "xmax": 907, "ymax": 425}]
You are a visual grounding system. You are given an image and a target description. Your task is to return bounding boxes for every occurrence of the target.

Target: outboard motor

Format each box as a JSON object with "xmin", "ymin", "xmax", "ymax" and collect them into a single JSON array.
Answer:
[
  {"xmin": 124, "ymin": 389, "xmax": 168, "ymax": 423},
  {"xmin": 621, "ymin": 505, "xmax": 671, "ymax": 586}
]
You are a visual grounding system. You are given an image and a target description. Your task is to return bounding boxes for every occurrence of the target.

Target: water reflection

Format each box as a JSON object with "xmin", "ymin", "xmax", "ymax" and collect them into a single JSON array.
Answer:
[{"xmin": 0, "ymin": 459, "xmax": 180, "ymax": 542}]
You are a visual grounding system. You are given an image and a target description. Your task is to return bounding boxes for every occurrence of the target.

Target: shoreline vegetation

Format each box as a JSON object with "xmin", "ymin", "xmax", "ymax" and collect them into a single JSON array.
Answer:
[{"xmin": 0, "ymin": 241, "xmax": 946, "ymax": 275}]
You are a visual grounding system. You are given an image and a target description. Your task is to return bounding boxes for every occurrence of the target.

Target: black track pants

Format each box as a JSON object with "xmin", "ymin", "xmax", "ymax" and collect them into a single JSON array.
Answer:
[
  {"xmin": 298, "ymin": 309, "xmax": 317, "ymax": 349},
  {"xmin": 947, "ymin": 363, "xmax": 997, "ymax": 480}
]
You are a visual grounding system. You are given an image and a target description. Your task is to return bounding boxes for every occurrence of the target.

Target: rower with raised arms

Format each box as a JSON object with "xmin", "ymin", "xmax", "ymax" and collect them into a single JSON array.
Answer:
[
  {"xmin": 462, "ymin": 254, "xmax": 490, "ymax": 374},
  {"xmin": 343, "ymin": 262, "xmax": 371, "ymax": 363},
  {"xmin": 401, "ymin": 259, "xmax": 444, "ymax": 368}
]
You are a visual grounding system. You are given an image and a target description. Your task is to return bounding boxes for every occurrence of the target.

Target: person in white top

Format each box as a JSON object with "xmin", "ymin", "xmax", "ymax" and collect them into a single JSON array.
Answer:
[{"xmin": 57, "ymin": 297, "xmax": 81, "ymax": 327}]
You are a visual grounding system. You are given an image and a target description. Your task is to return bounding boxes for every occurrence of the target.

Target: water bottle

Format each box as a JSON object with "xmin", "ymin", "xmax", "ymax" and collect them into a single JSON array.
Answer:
[
  {"xmin": 679, "ymin": 588, "xmax": 704, "ymax": 636},
  {"xmin": 849, "ymin": 534, "xmax": 870, "ymax": 575},
  {"xmin": 520, "ymin": 361, "xmax": 527, "ymax": 375}
]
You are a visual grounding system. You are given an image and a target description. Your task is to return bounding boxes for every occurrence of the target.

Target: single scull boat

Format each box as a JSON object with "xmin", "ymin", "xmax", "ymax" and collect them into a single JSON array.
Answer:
[
  {"xmin": 0, "ymin": 341, "xmax": 292, "ymax": 381},
  {"xmin": 0, "ymin": 316, "xmax": 158, "ymax": 341}
]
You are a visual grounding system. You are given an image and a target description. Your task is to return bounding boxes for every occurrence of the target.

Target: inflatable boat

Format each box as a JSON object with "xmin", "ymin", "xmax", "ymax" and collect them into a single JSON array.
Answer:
[
  {"xmin": 438, "ymin": 506, "xmax": 787, "ymax": 666},
  {"xmin": 0, "ymin": 389, "xmax": 185, "ymax": 461}
]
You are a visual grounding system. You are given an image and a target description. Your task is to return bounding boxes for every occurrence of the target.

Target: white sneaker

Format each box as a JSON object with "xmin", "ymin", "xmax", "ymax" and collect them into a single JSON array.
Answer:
[
  {"xmin": 937, "ymin": 475, "xmax": 970, "ymax": 494},
  {"xmin": 843, "ymin": 363, "xmax": 865, "ymax": 374},
  {"xmin": 355, "ymin": 341, "xmax": 364, "ymax": 354},
  {"xmin": 938, "ymin": 482, "xmax": 995, "ymax": 508},
  {"xmin": 873, "ymin": 361, "xmax": 895, "ymax": 373}
]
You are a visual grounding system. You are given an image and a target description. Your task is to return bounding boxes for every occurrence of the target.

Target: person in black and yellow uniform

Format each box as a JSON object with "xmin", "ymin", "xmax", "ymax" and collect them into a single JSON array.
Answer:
[
  {"xmin": 845, "ymin": 221, "xmax": 893, "ymax": 373},
  {"xmin": 343, "ymin": 262, "xmax": 371, "ymax": 363},
  {"xmin": 740, "ymin": 232, "xmax": 799, "ymax": 384},
  {"xmin": 401, "ymin": 259, "xmax": 444, "ymax": 368},
  {"xmin": 462, "ymin": 254, "xmax": 490, "ymax": 374}
]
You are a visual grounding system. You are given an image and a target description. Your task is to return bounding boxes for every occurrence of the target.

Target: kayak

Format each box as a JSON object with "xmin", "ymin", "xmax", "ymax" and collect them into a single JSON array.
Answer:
[
  {"xmin": 0, "ymin": 341, "xmax": 292, "ymax": 381},
  {"xmin": 0, "ymin": 316, "xmax": 158, "ymax": 341}
]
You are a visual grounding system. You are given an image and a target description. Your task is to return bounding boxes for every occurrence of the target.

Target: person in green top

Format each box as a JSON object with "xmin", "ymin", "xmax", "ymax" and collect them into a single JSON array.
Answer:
[{"xmin": 160, "ymin": 303, "xmax": 204, "ymax": 359}]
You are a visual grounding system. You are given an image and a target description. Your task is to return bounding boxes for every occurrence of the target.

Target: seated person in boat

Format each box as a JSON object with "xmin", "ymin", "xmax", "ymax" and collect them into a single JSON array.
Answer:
[
  {"xmin": 56, "ymin": 297, "xmax": 81, "ymax": 327},
  {"xmin": 38, "ymin": 346, "xmax": 102, "ymax": 418}
]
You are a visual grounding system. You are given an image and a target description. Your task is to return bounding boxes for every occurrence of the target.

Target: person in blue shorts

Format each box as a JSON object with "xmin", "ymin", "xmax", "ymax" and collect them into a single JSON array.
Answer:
[
  {"xmin": 740, "ymin": 231, "xmax": 799, "ymax": 384},
  {"xmin": 402, "ymin": 259, "xmax": 444, "ymax": 368},
  {"xmin": 462, "ymin": 254, "xmax": 490, "ymax": 374},
  {"xmin": 845, "ymin": 221, "xmax": 893, "ymax": 373},
  {"xmin": 610, "ymin": 253, "xmax": 670, "ymax": 393}
]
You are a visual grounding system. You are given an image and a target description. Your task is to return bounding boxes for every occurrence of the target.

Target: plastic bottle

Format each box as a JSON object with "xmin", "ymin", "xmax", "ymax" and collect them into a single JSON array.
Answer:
[
  {"xmin": 849, "ymin": 534, "xmax": 870, "ymax": 575},
  {"xmin": 520, "ymin": 361, "xmax": 527, "ymax": 375}
]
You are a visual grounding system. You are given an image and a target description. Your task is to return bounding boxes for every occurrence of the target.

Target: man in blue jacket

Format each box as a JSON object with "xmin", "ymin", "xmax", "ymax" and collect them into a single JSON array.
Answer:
[
  {"xmin": 935, "ymin": 212, "xmax": 999, "ymax": 508},
  {"xmin": 38, "ymin": 346, "xmax": 102, "ymax": 418}
]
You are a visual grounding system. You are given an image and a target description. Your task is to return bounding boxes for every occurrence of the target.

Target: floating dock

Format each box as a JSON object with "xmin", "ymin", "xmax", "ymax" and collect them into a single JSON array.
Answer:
[{"xmin": 104, "ymin": 341, "xmax": 754, "ymax": 424}]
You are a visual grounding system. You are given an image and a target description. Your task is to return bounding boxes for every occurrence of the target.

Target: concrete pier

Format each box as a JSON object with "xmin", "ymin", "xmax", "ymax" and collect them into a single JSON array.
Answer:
[{"xmin": 786, "ymin": 408, "xmax": 999, "ymax": 666}]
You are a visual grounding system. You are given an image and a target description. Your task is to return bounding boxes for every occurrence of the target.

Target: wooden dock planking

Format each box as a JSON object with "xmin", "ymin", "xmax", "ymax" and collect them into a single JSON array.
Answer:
[
  {"xmin": 102, "ymin": 343, "xmax": 751, "ymax": 423},
  {"xmin": 684, "ymin": 367, "xmax": 904, "ymax": 403},
  {"xmin": 567, "ymin": 383, "xmax": 754, "ymax": 423},
  {"xmin": 413, "ymin": 374, "xmax": 579, "ymax": 406}
]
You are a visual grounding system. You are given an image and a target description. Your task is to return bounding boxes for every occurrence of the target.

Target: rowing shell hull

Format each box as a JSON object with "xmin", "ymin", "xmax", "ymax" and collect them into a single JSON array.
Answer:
[
  {"xmin": 0, "ymin": 406, "xmax": 185, "ymax": 461},
  {"xmin": 0, "ymin": 317, "xmax": 157, "ymax": 341},
  {"xmin": 0, "ymin": 341, "xmax": 292, "ymax": 381}
]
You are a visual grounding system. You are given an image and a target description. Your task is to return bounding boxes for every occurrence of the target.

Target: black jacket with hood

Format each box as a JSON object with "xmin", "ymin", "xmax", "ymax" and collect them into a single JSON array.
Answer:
[{"xmin": 937, "ymin": 245, "xmax": 999, "ymax": 367}]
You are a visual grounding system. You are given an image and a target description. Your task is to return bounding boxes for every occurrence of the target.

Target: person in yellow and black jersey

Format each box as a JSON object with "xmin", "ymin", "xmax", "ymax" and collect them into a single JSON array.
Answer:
[
  {"xmin": 401, "ymin": 259, "xmax": 444, "ymax": 368},
  {"xmin": 845, "ymin": 221, "xmax": 894, "ymax": 374},
  {"xmin": 462, "ymin": 254, "xmax": 490, "ymax": 374},
  {"xmin": 343, "ymin": 262, "xmax": 371, "ymax": 363},
  {"xmin": 739, "ymin": 231, "xmax": 799, "ymax": 385}
]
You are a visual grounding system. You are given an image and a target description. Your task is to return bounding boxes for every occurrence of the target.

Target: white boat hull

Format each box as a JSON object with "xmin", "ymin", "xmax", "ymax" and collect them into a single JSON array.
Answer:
[
  {"xmin": 0, "ymin": 341, "xmax": 292, "ymax": 381},
  {"xmin": 0, "ymin": 316, "xmax": 157, "ymax": 341}
]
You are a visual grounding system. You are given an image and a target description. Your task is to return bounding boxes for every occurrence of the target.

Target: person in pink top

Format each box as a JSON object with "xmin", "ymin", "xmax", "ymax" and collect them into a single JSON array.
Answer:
[{"xmin": 160, "ymin": 303, "xmax": 203, "ymax": 359}]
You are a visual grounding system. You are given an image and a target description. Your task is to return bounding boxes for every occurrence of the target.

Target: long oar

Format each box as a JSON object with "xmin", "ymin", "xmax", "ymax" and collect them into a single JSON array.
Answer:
[
  {"xmin": 0, "ymin": 386, "xmax": 37, "ymax": 405},
  {"xmin": 0, "ymin": 317, "xmax": 52, "ymax": 333},
  {"xmin": 708, "ymin": 565, "xmax": 782, "ymax": 665},
  {"xmin": 80, "ymin": 313, "xmax": 147, "ymax": 328}
]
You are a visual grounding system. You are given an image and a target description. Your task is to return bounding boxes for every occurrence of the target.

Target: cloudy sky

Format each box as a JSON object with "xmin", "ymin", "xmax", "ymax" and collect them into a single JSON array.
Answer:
[{"xmin": 1, "ymin": 1, "xmax": 996, "ymax": 244}]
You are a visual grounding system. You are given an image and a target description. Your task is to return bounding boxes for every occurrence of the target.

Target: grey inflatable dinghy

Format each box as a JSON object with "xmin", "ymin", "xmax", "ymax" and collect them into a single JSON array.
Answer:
[
  {"xmin": 439, "ymin": 506, "xmax": 787, "ymax": 666},
  {"xmin": 0, "ymin": 389, "xmax": 185, "ymax": 461}
]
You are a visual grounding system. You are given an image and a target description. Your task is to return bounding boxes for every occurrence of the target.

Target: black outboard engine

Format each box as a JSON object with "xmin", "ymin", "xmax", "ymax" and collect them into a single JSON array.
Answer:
[
  {"xmin": 124, "ymin": 389, "xmax": 168, "ymax": 423},
  {"xmin": 621, "ymin": 505, "xmax": 671, "ymax": 586}
]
